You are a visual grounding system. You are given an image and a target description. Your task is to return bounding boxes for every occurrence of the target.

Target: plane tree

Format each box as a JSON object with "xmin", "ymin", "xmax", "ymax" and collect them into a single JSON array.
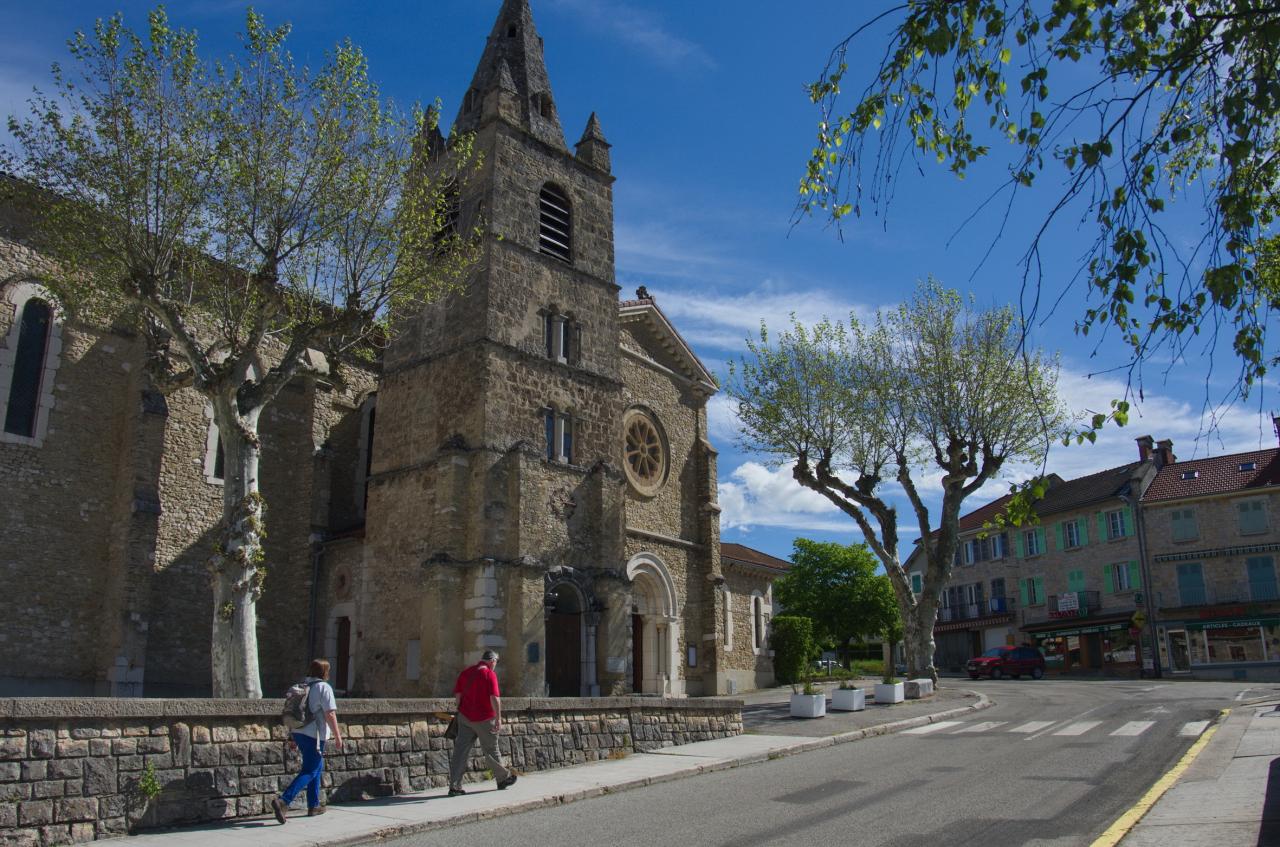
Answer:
[
  {"xmin": 3, "ymin": 8, "xmax": 479, "ymax": 697},
  {"xmin": 728, "ymin": 282, "xmax": 1069, "ymax": 680}
]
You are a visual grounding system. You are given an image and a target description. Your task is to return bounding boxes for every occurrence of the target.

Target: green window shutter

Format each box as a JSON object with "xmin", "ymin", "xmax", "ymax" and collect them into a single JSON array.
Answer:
[
  {"xmin": 1069, "ymin": 570, "xmax": 1085, "ymax": 592},
  {"xmin": 1129, "ymin": 560, "xmax": 1141, "ymax": 589},
  {"xmin": 1033, "ymin": 575, "xmax": 1045, "ymax": 603},
  {"xmin": 1103, "ymin": 564, "xmax": 1114, "ymax": 594},
  {"xmin": 1056, "ymin": 522, "xmax": 1065, "ymax": 551},
  {"xmin": 1036, "ymin": 528, "xmax": 1046, "ymax": 555},
  {"xmin": 1125, "ymin": 508, "xmax": 1135, "ymax": 537},
  {"xmin": 1015, "ymin": 531, "xmax": 1025, "ymax": 558},
  {"xmin": 1019, "ymin": 578, "xmax": 1030, "ymax": 606},
  {"xmin": 1097, "ymin": 512, "xmax": 1107, "ymax": 541},
  {"xmin": 911, "ymin": 573, "xmax": 922, "ymax": 594}
]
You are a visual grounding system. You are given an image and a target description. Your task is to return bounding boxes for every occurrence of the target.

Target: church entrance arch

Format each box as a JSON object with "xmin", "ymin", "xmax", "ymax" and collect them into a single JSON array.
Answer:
[{"xmin": 625, "ymin": 553, "xmax": 680, "ymax": 696}]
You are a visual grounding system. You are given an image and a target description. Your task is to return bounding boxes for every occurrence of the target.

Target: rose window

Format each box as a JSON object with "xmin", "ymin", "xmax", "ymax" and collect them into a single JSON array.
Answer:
[{"xmin": 624, "ymin": 412, "xmax": 666, "ymax": 493}]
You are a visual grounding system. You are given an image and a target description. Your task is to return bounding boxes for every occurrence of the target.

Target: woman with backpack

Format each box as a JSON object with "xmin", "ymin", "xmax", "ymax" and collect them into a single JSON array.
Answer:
[{"xmin": 271, "ymin": 659, "xmax": 342, "ymax": 823}]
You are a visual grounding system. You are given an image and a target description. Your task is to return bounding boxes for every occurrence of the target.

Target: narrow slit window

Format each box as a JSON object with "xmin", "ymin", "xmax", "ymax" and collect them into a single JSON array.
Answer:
[
  {"xmin": 538, "ymin": 184, "xmax": 572, "ymax": 263},
  {"xmin": 4, "ymin": 299, "xmax": 51, "ymax": 437}
]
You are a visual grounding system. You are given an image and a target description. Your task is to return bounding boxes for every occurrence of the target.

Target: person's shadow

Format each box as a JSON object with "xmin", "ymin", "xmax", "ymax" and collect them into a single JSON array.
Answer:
[{"xmin": 1260, "ymin": 757, "xmax": 1280, "ymax": 846}]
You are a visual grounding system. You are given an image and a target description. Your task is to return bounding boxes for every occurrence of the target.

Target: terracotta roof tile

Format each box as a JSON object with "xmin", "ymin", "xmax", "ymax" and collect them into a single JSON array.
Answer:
[
  {"xmin": 1142, "ymin": 448, "xmax": 1280, "ymax": 502},
  {"xmin": 955, "ymin": 463, "xmax": 1141, "ymax": 533},
  {"xmin": 720, "ymin": 542, "xmax": 791, "ymax": 572}
]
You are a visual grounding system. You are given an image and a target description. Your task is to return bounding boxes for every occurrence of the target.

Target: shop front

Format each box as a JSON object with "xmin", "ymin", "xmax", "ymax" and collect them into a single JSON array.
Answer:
[
  {"xmin": 1157, "ymin": 615, "xmax": 1280, "ymax": 680},
  {"xmin": 1022, "ymin": 614, "xmax": 1143, "ymax": 676}
]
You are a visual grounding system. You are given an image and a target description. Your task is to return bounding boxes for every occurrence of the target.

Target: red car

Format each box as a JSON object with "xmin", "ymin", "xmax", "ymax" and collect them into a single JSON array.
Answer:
[{"xmin": 967, "ymin": 646, "xmax": 1046, "ymax": 680}]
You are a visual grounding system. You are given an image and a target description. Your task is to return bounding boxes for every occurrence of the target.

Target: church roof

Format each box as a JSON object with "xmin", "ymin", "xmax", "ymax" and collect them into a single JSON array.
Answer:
[
  {"xmin": 721, "ymin": 543, "xmax": 791, "ymax": 574},
  {"xmin": 619, "ymin": 290, "xmax": 717, "ymax": 394}
]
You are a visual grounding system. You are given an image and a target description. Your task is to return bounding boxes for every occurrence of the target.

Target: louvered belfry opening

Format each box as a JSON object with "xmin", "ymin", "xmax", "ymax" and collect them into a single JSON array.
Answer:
[{"xmin": 538, "ymin": 183, "xmax": 572, "ymax": 262}]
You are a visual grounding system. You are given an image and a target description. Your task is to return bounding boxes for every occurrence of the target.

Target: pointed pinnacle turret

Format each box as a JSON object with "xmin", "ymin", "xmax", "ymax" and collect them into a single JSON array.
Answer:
[
  {"xmin": 454, "ymin": 0, "xmax": 567, "ymax": 149},
  {"xmin": 575, "ymin": 112, "xmax": 611, "ymax": 173}
]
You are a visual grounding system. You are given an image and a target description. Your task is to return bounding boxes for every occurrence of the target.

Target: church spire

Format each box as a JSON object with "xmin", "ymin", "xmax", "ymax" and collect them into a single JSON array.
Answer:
[{"xmin": 455, "ymin": 0, "xmax": 567, "ymax": 149}]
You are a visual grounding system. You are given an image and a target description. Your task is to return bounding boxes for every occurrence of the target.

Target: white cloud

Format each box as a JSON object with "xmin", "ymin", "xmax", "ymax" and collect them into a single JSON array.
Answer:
[{"xmin": 544, "ymin": 0, "xmax": 715, "ymax": 70}]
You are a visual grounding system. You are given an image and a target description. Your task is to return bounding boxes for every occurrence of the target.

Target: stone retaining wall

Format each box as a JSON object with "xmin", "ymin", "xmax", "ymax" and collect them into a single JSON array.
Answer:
[{"xmin": 0, "ymin": 696, "xmax": 742, "ymax": 846}]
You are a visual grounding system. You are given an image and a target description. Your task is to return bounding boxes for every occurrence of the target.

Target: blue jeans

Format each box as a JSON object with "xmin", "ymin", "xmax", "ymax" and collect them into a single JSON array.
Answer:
[{"xmin": 281, "ymin": 732, "xmax": 326, "ymax": 809}]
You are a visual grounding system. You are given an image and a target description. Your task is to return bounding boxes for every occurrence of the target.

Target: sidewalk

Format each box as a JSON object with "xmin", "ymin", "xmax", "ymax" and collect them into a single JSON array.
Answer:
[
  {"xmin": 115, "ymin": 685, "xmax": 989, "ymax": 847},
  {"xmin": 1117, "ymin": 698, "xmax": 1280, "ymax": 846}
]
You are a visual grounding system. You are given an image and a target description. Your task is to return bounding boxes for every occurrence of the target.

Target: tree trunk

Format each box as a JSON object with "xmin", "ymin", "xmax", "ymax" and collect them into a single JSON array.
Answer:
[
  {"xmin": 209, "ymin": 409, "xmax": 265, "ymax": 699},
  {"xmin": 905, "ymin": 604, "xmax": 938, "ymax": 684}
]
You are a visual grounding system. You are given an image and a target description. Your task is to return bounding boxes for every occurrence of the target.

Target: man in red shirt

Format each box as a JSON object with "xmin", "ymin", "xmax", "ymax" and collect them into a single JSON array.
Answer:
[{"xmin": 448, "ymin": 650, "xmax": 516, "ymax": 796}]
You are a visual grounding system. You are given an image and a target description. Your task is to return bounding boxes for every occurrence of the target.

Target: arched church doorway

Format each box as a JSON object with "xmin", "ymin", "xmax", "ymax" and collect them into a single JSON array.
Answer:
[
  {"xmin": 545, "ymin": 583, "xmax": 583, "ymax": 697},
  {"xmin": 625, "ymin": 553, "xmax": 680, "ymax": 696}
]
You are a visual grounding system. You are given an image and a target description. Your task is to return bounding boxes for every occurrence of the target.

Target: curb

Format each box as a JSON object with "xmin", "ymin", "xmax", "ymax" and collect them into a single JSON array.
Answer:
[{"xmin": 279, "ymin": 690, "xmax": 992, "ymax": 847}]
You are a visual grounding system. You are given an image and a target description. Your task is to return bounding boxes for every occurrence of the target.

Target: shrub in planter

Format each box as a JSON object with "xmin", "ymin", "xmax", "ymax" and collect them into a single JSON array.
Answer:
[{"xmin": 771, "ymin": 615, "xmax": 817, "ymax": 685}]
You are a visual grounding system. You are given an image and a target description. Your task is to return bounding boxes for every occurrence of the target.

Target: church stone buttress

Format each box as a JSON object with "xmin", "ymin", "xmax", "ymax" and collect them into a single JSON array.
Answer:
[{"xmin": 358, "ymin": 0, "xmax": 626, "ymax": 697}]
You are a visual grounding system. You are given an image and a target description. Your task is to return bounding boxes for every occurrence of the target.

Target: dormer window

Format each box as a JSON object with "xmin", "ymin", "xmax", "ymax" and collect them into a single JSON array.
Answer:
[
  {"xmin": 538, "ymin": 183, "xmax": 572, "ymax": 263},
  {"xmin": 1180, "ymin": 470, "xmax": 1200, "ymax": 481},
  {"xmin": 1240, "ymin": 461, "xmax": 1258, "ymax": 472}
]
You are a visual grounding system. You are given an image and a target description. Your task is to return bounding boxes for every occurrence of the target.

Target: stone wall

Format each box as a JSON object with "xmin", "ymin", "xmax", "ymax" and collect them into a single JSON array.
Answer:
[{"xmin": 0, "ymin": 696, "xmax": 741, "ymax": 845}]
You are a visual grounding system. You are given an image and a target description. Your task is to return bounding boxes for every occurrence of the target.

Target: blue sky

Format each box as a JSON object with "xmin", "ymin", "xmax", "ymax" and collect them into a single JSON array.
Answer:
[{"xmin": 2, "ymin": 1, "xmax": 1276, "ymax": 563}]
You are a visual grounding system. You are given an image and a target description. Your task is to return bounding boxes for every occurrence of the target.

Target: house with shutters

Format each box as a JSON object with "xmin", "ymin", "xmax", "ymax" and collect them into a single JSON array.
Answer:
[
  {"xmin": 914, "ymin": 438, "xmax": 1165, "ymax": 674},
  {"xmin": 1139, "ymin": 439, "xmax": 1280, "ymax": 680}
]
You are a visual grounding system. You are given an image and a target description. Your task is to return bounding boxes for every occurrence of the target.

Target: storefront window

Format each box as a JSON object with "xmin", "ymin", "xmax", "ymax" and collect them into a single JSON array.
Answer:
[
  {"xmin": 1039, "ymin": 635, "xmax": 1067, "ymax": 667},
  {"xmin": 1103, "ymin": 630, "xmax": 1137, "ymax": 664},
  {"xmin": 1265, "ymin": 624, "xmax": 1280, "ymax": 662},
  {"xmin": 1202, "ymin": 625, "xmax": 1266, "ymax": 663}
]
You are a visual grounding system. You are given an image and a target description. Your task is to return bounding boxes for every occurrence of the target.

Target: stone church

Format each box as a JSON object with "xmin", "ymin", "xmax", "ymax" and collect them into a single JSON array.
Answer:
[{"xmin": 0, "ymin": 0, "xmax": 782, "ymax": 699}]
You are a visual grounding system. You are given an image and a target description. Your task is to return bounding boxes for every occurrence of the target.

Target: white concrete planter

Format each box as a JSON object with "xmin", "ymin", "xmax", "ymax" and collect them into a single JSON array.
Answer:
[
  {"xmin": 789, "ymin": 693, "xmax": 826, "ymax": 718},
  {"xmin": 873, "ymin": 681, "xmax": 905, "ymax": 704},
  {"xmin": 830, "ymin": 687, "xmax": 865, "ymax": 711}
]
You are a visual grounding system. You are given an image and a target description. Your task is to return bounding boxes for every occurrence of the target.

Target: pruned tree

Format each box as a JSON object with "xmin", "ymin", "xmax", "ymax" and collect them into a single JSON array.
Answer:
[
  {"xmin": 774, "ymin": 538, "xmax": 899, "ymax": 669},
  {"xmin": 2, "ymin": 8, "xmax": 479, "ymax": 697},
  {"xmin": 800, "ymin": 0, "xmax": 1280, "ymax": 414},
  {"xmin": 728, "ymin": 281, "xmax": 1068, "ymax": 680}
]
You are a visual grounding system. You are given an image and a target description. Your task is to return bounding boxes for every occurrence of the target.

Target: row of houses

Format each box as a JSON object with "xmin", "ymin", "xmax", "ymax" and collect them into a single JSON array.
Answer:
[{"xmin": 910, "ymin": 431, "xmax": 1280, "ymax": 680}]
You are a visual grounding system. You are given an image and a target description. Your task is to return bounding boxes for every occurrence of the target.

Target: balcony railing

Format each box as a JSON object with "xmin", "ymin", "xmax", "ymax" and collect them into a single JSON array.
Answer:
[
  {"xmin": 1158, "ymin": 580, "xmax": 1280, "ymax": 608},
  {"xmin": 938, "ymin": 603, "xmax": 983, "ymax": 622}
]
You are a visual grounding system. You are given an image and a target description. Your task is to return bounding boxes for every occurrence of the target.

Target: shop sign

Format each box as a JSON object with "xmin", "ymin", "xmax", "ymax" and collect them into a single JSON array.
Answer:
[
  {"xmin": 1033, "ymin": 622, "xmax": 1127, "ymax": 638},
  {"xmin": 1187, "ymin": 618, "xmax": 1280, "ymax": 631}
]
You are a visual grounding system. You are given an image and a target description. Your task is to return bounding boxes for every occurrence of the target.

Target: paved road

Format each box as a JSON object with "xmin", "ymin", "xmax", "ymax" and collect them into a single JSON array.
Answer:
[{"xmin": 374, "ymin": 679, "xmax": 1277, "ymax": 847}]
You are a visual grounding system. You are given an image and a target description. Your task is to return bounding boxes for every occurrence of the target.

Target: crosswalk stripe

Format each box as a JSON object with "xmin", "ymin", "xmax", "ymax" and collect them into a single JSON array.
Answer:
[
  {"xmin": 1009, "ymin": 721, "xmax": 1055, "ymax": 734},
  {"xmin": 954, "ymin": 721, "xmax": 1007, "ymax": 733},
  {"xmin": 1179, "ymin": 720, "xmax": 1210, "ymax": 737},
  {"xmin": 901, "ymin": 721, "xmax": 963, "ymax": 735},
  {"xmin": 1111, "ymin": 721, "xmax": 1155, "ymax": 737},
  {"xmin": 1053, "ymin": 721, "xmax": 1102, "ymax": 736}
]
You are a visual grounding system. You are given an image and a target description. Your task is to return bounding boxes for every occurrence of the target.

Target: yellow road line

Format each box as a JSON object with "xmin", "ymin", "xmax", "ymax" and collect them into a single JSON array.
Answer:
[{"xmin": 1089, "ymin": 708, "xmax": 1230, "ymax": 847}]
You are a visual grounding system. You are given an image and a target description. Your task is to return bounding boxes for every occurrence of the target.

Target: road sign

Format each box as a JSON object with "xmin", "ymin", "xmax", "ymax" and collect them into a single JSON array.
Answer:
[{"xmin": 1132, "ymin": 610, "xmax": 1148, "ymax": 629}]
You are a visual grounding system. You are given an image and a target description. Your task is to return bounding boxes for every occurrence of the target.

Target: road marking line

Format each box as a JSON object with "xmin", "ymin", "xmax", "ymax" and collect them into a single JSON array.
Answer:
[
  {"xmin": 1009, "ymin": 721, "xmax": 1055, "ymax": 734},
  {"xmin": 954, "ymin": 721, "xmax": 1006, "ymax": 733},
  {"xmin": 1111, "ymin": 721, "xmax": 1155, "ymax": 737},
  {"xmin": 1090, "ymin": 709, "xmax": 1227, "ymax": 847},
  {"xmin": 1179, "ymin": 720, "xmax": 1210, "ymax": 737},
  {"xmin": 1053, "ymin": 721, "xmax": 1102, "ymax": 736},
  {"xmin": 901, "ymin": 721, "xmax": 963, "ymax": 735}
]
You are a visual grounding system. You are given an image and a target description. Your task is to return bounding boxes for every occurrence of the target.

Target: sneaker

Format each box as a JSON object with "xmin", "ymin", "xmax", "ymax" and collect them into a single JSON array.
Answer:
[
  {"xmin": 497, "ymin": 773, "xmax": 518, "ymax": 790},
  {"xmin": 271, "ymin": 797, "xmax": 288, "ymax": 825},
  {"xmin": 448, "ymin": 787, "xmax": 467, "ymax": 797},
  {"xmin": 307, "ymin": 806, "xmax": 327, "ymax": 817}
]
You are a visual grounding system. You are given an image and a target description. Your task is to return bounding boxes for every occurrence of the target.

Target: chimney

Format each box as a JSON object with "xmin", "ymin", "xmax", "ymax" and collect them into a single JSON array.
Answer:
[
  {"xmin": 1155, "ymin": 438, "xmax": 1176, "ymax": 468},
  {"xmin": 1136, "ymin": 435, "xmax": 1154, "ymax": 462}
]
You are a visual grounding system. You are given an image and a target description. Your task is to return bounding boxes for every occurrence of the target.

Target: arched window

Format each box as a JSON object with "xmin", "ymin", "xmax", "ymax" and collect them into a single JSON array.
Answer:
[
  {"xmin": 751, "ymin": 592, "xmax": 766, "ymax": 653},
  {"xmin": 0, "ymin": 283, "xmax": 62, "ymax": 446},
  {"xmin": 538, "ymin": 183, "xmax": 572, "ymax": 263}
]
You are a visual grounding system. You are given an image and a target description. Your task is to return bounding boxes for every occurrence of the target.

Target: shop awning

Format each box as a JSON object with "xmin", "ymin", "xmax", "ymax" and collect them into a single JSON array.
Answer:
[
  {"xmin": 1021, "ymin": 613, "xmax": 1135, "ymax": 639},
  {"xmin": 933, "ymin": 613, "xmax": 1015, "ymax": 634}
]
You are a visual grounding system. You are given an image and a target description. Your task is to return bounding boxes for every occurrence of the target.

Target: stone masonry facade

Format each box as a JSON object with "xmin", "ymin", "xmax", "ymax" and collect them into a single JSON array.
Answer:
[
  {"xmin": 0, "ymin": 697, "xmax": 742, "ymax": 844},
  {"xmin": 0, "ymin": 0, "xmax": 780, "ymax": 701}
]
